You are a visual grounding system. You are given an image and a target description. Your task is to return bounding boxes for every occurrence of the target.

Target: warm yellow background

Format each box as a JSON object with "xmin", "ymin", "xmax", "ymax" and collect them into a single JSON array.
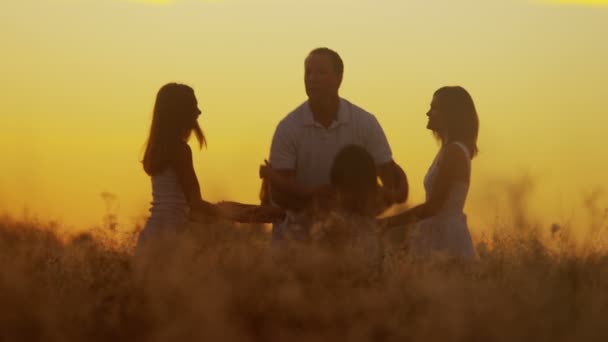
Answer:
[
  {"xmin": 1, "ymin": 0, "xmax": 606, "ymax": 236},
  {"xmin": 540, "ymin": 0, "xmax": 608, "ymax": 5}
]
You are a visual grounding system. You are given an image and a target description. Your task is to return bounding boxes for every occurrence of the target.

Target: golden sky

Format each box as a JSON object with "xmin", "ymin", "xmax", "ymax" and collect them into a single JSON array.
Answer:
[
  {"xmin": 540, "ymin": 0, "xmax": 608, "ymax": 5},
  {"xmin": 1, "ymin": 0, "xmax": 606, "ymax": 235}
]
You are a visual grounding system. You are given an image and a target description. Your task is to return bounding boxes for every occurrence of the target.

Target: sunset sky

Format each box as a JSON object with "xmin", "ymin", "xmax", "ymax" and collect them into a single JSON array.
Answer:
[{"xmin": 1, "ymin": 0, "xmax": 606, "ymax": 235}]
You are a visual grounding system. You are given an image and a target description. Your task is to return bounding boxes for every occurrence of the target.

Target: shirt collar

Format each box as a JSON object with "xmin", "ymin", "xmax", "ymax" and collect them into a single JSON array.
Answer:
[{"xmin": 302, "ymin": 98, "xmax": 350, "ymax": 127}]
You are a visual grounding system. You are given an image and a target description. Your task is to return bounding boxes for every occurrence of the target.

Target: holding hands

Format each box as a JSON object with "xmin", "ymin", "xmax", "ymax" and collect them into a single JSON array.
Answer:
[{"xmin": 215, "ymin": 201, "xmax": 285, "ymax": 223}]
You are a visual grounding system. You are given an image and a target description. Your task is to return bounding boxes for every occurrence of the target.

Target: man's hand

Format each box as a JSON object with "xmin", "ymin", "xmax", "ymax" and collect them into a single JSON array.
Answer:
[
  {"xmin": 259, "ymin": 160, "xmax": 276, "ymax": 180},
  {"xmin": 378, "ymin": 160, "xmax": 408, "ymax": 206}
]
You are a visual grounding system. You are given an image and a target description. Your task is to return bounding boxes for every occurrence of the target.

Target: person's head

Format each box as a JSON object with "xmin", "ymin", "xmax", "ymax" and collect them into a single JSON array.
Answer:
[
  {"xmin": 142, "ymin": 83, "xmax": 205, "ymax": 175},
  {"xmin": 426, "ymin": 86, "xmax": 479, "ymax": 158},
  {"xmin": 304, "ymin": 47, "xmax": 343, "ymax": 101},
  {"xmin": 330, "ymin": 145, "xmax": 379, "ymax": 216}
]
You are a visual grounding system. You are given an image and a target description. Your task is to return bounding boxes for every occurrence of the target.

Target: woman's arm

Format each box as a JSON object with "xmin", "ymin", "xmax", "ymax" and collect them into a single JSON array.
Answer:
[
  {"xmin": 378, "ymin": 143, "xmax": 469, "ymax": 226},
  {"xmin": 418, "ymin": 143, "xmax": 469, "ymax": 219},
  {"xmin": 378, "ymin": 204, "xmax": 421, "ymax": 227}
]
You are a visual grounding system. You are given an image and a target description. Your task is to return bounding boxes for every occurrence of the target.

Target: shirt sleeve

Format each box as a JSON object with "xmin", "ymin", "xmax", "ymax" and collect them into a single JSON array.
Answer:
[
  {"xmin": 364, "ymin": 115, "xmax": 393, "ymax": 165},
  {"xmin": 269, "ymin": 119, "xmax": 297, "ymax": 170}
]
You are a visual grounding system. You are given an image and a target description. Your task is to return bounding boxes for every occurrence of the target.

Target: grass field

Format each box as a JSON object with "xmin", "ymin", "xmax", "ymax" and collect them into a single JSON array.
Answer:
[{"xmin": 1, "ymin": 210, "xmax": 607, "ymax": 341}]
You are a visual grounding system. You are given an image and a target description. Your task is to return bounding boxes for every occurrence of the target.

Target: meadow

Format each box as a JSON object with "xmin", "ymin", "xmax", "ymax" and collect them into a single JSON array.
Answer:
[{"xmin": 1, "ymin": 206, "xmax": 607, "ymax": 342}]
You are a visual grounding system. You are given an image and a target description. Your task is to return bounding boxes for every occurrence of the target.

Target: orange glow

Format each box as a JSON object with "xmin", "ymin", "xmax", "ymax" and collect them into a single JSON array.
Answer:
[{"xmin": 1, "ymin": 0, "xmax": 607, "ymax": 235}]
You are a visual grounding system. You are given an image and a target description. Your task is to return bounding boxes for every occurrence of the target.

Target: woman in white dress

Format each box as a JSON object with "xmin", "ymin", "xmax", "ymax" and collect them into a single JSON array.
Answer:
[{"xmin": 381, "ymin": 86, "xmax": 479, "ymax": 259}]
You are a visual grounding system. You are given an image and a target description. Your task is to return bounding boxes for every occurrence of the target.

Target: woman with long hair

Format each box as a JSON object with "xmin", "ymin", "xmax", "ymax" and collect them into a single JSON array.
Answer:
[{"xmin": 381, "ymin": 86, "xmax": 479, "ymax": 259}]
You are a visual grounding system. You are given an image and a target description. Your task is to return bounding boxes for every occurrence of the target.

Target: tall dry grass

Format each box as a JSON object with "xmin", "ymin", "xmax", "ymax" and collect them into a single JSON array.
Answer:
[{"xmin": 1, "ymin": 209, "xmax": 608, "ymax": 342}]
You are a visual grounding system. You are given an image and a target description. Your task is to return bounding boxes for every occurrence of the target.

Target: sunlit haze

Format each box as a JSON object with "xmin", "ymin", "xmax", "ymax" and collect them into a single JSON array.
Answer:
[{"xmin": 1, "ymin": 0, "xmax": 606, "ymax": 235}]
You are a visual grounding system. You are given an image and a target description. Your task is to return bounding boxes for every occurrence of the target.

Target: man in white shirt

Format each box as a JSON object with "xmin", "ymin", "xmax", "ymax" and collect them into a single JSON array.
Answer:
[{"xmin": 268, "ymin": 47, "xmax": 408, "ymax": 240}]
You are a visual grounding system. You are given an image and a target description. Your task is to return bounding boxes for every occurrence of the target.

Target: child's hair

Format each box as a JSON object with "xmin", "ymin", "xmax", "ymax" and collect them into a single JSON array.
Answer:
[
  {"xmin": 142, "ymin": 83, "xmax": 206, "ymax": 176},
  {"xmin": 329, "ymin": 145, "xmax": 379, "ymax": 215}
]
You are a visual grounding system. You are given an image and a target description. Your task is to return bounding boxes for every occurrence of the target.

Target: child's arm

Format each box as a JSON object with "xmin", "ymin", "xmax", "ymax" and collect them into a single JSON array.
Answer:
[
  {"xmin": 216, "ymin": 201, "xmax": 286, "ymax": 223},
  {"xmin": 173, "ymin": 142, "xmax": 220, "ymax": 219}
]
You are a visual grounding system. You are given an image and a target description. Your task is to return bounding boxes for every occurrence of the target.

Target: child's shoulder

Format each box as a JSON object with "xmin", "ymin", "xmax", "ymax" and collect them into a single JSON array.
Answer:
[
  {"xmin": 168, "ymin": 142, "xmax": 193, "ymax": 167},
  {"xmin": 174, "ymin": 141, "xmax": 192, "ymax": 156}
]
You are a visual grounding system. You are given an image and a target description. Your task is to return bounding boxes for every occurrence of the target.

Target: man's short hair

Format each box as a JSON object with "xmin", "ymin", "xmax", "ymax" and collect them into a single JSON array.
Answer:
[{"xmin": 308, "ymin": 47, "xmax": 344, "ymax": 76}]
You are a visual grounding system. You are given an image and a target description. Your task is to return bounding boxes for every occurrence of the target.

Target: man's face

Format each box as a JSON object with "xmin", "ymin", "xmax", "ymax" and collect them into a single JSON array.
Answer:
[{"xmin": 304, "ymin": 53, "xmax": 341, "ymax": 100}]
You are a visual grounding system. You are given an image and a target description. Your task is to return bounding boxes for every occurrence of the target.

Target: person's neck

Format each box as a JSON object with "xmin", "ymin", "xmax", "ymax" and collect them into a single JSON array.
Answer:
[
  {"xmin": 439, "ymin": 132, "xmax": 450, "ymax": 146},
  {"xmin": 309, "ymin": 96, "xmax": 340, "ymax": 128}
]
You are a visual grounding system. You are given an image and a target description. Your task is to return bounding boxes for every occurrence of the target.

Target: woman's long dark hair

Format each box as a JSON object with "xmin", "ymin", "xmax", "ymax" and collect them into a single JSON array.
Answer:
[
  {"xmin": 433, "ymin": 86, "xmax": 479, "ymax": 158},
  {"xmin": 142, "ymin": 83, "xmax": 206, "ymax": 175}
]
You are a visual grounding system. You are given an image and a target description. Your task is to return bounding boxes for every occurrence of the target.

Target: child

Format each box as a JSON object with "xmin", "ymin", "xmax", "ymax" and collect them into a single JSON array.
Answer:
[
  {"xmin": 261, "ymin": 145, "xmax": 384, "ymax": 269},
  {"xmin": 138, "ymin": 83, "xmax": 222, "ymax": 250}
]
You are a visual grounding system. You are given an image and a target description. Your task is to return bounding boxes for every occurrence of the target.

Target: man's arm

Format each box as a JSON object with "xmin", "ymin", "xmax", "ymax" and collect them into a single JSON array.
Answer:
[
  {"xmin": 269, "ymin": 169, "xmax": 303, "ymax": 210},
  {"xmin": 362, "ymin": 114, "xmax": 408, "ymax": 207},
  {"xmin": 377, "ymin": 160, "xmax": 408, "ymax": 206},
  {"xmin": 266, "ymin": 168, "xmax": 330, "ymax": 211}
]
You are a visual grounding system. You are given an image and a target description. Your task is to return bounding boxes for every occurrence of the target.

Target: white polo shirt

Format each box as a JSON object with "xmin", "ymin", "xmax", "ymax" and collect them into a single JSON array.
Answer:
[{"xmin": 269, "ymin": 98, "xmax": 393, "ymax": 188}]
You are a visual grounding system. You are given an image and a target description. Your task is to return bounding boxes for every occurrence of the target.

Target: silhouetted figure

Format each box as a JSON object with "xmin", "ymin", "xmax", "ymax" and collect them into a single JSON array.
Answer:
[
  {"xmin": 137, "ymin": 83, "xmax": 223, "ymax": 249},
  {"xmin": 329, "ymin": 144, "xmax": 384, "ymax": 217},
  {"xmin": 261, "ymin": 145, "xmax": 384, "ymax": 269},
  {"xmin": 381, "ymin": 86, "xmax": 479, "ymax": 260},
  {"xmin": 261, "ymin": 144, "xmax": 384, "ymax": 221},
  {"xmin": 266, "ymin": 47, "xmax": 408, "ymax": 241}
]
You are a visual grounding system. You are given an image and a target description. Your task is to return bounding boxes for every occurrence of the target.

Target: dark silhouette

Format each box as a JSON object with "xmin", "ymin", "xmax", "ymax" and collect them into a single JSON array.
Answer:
[
  {"xmin": 137, "ymin": 83, "xmax": 221, "ymax": 248},
  {"xmin": 214, "ymin": 164, "xmax": 285, "ymax": 224},
  {"xmin": 381, "ymin": 86, "xmax": 479, "ymax": 259},
  {"xmin": 264, "ymin": 47, "xmax": 408, "ymax": 241},
  {"xmin": 329, "ymin": 144, "xmax": 383, "ymax": 217}
]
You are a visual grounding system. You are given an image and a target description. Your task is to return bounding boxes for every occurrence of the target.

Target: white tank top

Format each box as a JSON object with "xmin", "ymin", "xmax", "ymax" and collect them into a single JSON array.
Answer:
[{"xmin": 148, "ymin": 167, "xmax": 190, "ymax": 223}]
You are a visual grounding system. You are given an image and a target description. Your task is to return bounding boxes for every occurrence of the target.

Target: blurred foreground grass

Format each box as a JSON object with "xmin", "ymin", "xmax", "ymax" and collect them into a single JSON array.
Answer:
[{"xmin": 1, "ymin": 212, "xmax": 607, "ymax": 342}]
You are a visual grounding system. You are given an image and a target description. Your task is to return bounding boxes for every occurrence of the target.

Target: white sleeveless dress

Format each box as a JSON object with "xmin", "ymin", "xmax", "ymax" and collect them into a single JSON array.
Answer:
[
  {"xmin": 136, "ymin": 167, "xmax": 190, "ymax": 250},
  {"xmin": 409, "ymin": 142, "xmax": 476, "ymax": 259}
]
